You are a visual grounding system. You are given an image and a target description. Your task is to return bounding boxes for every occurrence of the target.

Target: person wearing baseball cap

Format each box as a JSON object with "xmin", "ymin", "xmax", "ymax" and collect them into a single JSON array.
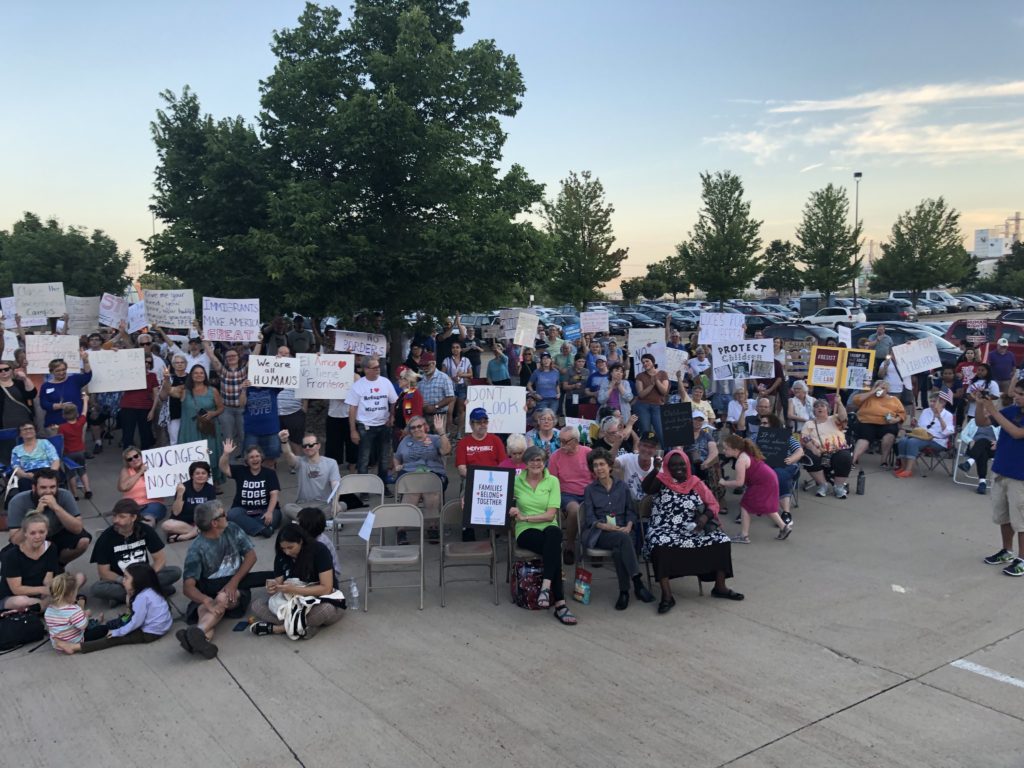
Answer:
[
  {"xmin": 456, "ymin": 408, "xmax": 507, "ymax": 479},
  {"xmin": 989, "ymin": 337, "xmax": 1016, "ymax": 394}
]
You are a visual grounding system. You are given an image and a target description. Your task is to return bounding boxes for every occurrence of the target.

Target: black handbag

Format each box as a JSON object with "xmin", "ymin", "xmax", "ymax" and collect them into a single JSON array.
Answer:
[{"xmin": 0, "ymin": 606, "xmax": 46, "ymax": 651}]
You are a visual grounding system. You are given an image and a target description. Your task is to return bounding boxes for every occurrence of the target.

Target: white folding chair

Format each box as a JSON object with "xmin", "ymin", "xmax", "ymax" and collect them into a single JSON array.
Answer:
[
  {"xmin": 365, "ymin": 503, "xmax": 424, "ymax": 611},
  {"xmin": 333, "ymin": 474, "xmax": 385, "ymax": 548},
  {"xmin": 395, "ymin": 472, "xmax": 444, "ymax": 530},
  {"xmin": 439, "ymin": 500, "xmax": 497, "ymax": 606}
]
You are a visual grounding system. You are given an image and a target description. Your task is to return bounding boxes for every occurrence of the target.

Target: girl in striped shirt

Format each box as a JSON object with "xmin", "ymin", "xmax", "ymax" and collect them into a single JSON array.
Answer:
[{"xmin": 44, "ymin": 573, "xmax": 89, "ymax": 648}]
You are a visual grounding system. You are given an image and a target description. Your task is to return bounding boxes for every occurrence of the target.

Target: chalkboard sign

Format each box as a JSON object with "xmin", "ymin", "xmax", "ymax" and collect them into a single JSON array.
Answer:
[
  {"xmin": 755, "ymin": 427, "xmax": 792, "ymax": 469},
  {"xmin": 661, "ymin": 402, "xmax": 694, "ymax": 449}
]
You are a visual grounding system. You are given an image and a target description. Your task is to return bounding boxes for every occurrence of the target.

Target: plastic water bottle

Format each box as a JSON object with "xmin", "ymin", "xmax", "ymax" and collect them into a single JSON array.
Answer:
[
  {"xmin": 348, "ymin": 577, "xmax": 359, "ymax": 611},
  {"xmin": 856, "ymin": 470, "xmax": 866, "ymax": 496}
]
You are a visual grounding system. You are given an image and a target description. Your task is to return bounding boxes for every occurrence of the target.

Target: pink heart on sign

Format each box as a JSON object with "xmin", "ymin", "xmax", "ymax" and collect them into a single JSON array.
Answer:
[{"xmin": 372, "ymin": 388, "xmax": 379, "ymax": 393}]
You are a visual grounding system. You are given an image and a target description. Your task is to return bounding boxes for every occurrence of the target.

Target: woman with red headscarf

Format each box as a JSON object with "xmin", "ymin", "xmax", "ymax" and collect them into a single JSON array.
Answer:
[{"xmin": 641, "ymin": 449, "xmax": 743, "ymax": 613}]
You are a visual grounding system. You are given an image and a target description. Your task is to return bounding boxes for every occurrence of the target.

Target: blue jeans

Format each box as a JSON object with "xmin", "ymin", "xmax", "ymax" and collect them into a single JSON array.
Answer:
[
  {"xmin": 139, "ymin": 501, "xmax": 167, "ymax": 523},
  {"xmin": 711, "ymin": 393, "xmax": 731, "ymax": 421},
  {"xmin": 897, "ymin": 436, "xmax": 946, "ymax": 460},
  {"xmin": 772, "ymin": 464, "xmax": 801, "ymax": 498},
  {"xmin": 357, "ymin": 423, "xmax": 393, "ymax": 487},
  {"xmin": 538, "ymin": 397, "xmax": 559, "ymax": 415},
  {"xmin": 633, "ymin": 401, "xmax": 664, "ymax": 449},
  {"xmin": 228, "ymin": 506, "xmax": 282, "ymax": 537}
]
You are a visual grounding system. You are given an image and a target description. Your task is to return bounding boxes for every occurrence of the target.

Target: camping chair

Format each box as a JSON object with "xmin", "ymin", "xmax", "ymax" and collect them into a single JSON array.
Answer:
[
  {"xmin": 439, "ymin": 500, "xmax": 497, "ymax": 606},
  {"xmin": 915, "ymin": 436, "xmax": 955, "ymax": 477},
  {"xmin": 333, "ymin": 474, "xmax": 385, "ymax": 548},
  {"xmin": 953, "ymin": 420, "xmax": 998, "ymax": 488},
  {"xmin": 46, "ymin": 435, "xmax": 83, "ymax": 498},
  {"xmin": 364, "ymin": 503, "xmax": 424, "ymax": 611},
  {"xmin": 636, "ymin": 495, "xmax": 704, "ymax": 597}
]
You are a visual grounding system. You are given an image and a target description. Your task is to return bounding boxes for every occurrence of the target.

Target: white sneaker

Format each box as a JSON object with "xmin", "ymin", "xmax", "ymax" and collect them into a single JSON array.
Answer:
[
  {"xmin": 815, "ymin": 484, "xmax": 829, "ymax": 497},
  {"xmin": 834, "ymin": 484, "xmax": 848, "ymax": 499}
]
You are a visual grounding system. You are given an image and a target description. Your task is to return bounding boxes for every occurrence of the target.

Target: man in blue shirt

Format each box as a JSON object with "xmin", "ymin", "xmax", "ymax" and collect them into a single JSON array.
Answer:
[{"xmin": 976, "ymin": 381, "xmax": 1024, "ymax": 576}]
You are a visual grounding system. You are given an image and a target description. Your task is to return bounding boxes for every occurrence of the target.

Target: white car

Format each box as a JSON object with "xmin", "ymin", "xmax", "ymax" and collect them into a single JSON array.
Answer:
[{"xmin": 800, "ymin": 306, "xmax": 866, "ymax": 328}]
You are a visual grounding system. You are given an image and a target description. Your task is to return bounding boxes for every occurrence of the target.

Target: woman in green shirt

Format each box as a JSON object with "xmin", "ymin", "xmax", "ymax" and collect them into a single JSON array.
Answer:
[{"xmin": 511, "ymin": 446, "xmax": 577, "ymax": 625}]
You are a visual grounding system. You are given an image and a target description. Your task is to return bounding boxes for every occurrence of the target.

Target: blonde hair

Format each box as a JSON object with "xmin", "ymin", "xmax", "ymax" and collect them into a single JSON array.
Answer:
[
  {"xmin": 62, "ymin": 403, "xmax": 79, "ymax": 420},
  {"xmin": 49, "ymin": 572, "xmax": 79, "ymax": 605}
]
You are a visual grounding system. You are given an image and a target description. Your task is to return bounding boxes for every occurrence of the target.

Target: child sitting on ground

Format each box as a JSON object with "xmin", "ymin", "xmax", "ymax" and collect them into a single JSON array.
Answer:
[{"xmin": 44, "ymin": 573, "xmax": 90, "ymax": 650}]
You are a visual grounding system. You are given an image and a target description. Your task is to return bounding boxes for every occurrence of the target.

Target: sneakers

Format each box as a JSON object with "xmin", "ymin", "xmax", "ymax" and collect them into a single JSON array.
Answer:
[
  {"xmin": 834, "ymin": 484, "xmax": 849, "ymax": 499},
  {"xmin": 731, "ymin": 534, "xmax": 750, "ymax": 544},
  {"xmin": 977, "ymin": 479, "xmax": 987, "ymax": 495},
  {"xmin": 1002, "ymin": 558, "xmax": 1024, "ymax": 577},
  {"xmin": 983, "ymin": 549, "xmax": 1015, "ymax": 565},
  {"xmin": 959, "ymin": 458, "xmax": 975, "ymax": 472},
  {"xmin": 776, "ymin": 523, "xmax": 793, "ymax": 541},
  {"xmin": 815, "ymin": 484, "xmax": 829, "ymax": 498},
  {"xmin": 249, "ymin": 621, "xmax": 274, "ymax": 636}
]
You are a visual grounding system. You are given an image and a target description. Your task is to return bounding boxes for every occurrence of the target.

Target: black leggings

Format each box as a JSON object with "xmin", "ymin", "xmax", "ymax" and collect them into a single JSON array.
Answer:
[
  {"xmin": 968, "ymin": 441, "xmax": 994, "ymax": 479},
  {"xmin": 82, "ymin": 628, "xmax": 162, "ymax": 654},
  {"xmin": 517, "ymin": 526, "xmax": 564, "ymax": 603},
  {"xmin": 806, "ymin": 448, "xmax": 854, "ymax": 478}
]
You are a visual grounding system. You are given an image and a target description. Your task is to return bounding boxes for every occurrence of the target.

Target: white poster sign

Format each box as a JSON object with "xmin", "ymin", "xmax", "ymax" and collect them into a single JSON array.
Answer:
[
  {"xmin": 13, "ymin": 282, "xmax": 66, "ymax": 318},
  {"xmin": 709, "ymin": 340, "xmax": 774, "ymax": 380},
  {"xmin": 513, "ymin": 312, "xmax": 540, "ymax": 348},
  {"xmin": 1, "ymin": 296, "xmax": 46, "ymax": 327},
  {"xmin": 87, "ymin": 348, "xmax": 147, "ymax": 394},
  {"xmin": 891, "ymin": 338, "xmax": 942, "ymax": 376},
  {"xmin": 664, "ymin": 347, "xmax": 689, "ymax": 379},
  {"xmin": 468, "ymin": 468, "xmax": 513, "ymax": 526},
  {"xmin": 580, "ymin": 311, "xmax": 610, "ymax": 334},
  {"xmin": 65, "ymin": 296, "xmax": 101, "ymax": 335},
  {"xmin": 332, "ymin": 330, "xmax": 387, "ymax": 357},
  {"xmin": 142, "ymin": 289, "xmax": 194, "ymax": 328},
  {"xmin": 26, "ymin": 335, "xmax": 82, "ymax": 374},
  {"xmin": 296, "ymin": 353, "xmax": 355, "ymax": 399},
  {"xmin": 837, "ymin": 324, "xmax": 852, "ymax": 348},
  {"xmin": 628, "ymin": 329, "xmax": 666, "ymax": 371},
  {"xmin": 463, "ymin": 385, "xmax": 527, "ymax": 433},
  {"xmin": 202, "ymin": 297, "xmax": 260, "ymax": 342},
  {"xmin": 127, "ymin": 302, "xmax": 148, "ymax": 333},
  {"xmin": 3, "ymin": 331, "xmax": 19, "ymax": 353},
  {"xmin": 699, "ymin": 312, "xmax": 745, "ymax": 344},
  {"xmin": 499, "ymin": 309, "xmax": 521, "ymax": 341},
  {"xmin": 249, "ymin": 355, "xmax": 300, "ymax": 388},
  {"xmin": 142, "ymin": 440, "xmax": 209, "ymax": 497},
  {"xmin": 98, "ymin": 292, "xmax": 129, "ymax": 328}
]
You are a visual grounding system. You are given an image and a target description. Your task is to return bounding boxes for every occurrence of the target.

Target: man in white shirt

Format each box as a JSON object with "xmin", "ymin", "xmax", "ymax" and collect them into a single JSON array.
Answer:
[{"xmin": 346, "ymin": 355, "xmax": 399, "ymax": 493}]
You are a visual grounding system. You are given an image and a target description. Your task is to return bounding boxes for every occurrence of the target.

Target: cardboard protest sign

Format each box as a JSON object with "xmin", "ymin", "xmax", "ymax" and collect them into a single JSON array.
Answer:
[
  {"xmin": 249, "ymin": 355, "xmax": 300, "ymax": 388},
  {"xmin": 781, "ymin": 339, "xmax": 812, "ymax": 379},
  {"xmin": 463, "ymin": 385, "xmax": 526, "ymax": 433},
  {"xmin": 841, "ymin": 349, "xmax": 875, "ymax": 390},
  {"xmin": 2, "ymin": 331, "xmax": 19, "ymax": 353},
  {"xmin": 127, "ymin": 302, "xmax": 148, "ymax": 333},
  {"xmin": 202, "ymin": 297, "xmax": 260, "ymax": 342},
  {"xmin": 296, "ymin": 353, "xmax": 355, "ymax": 399},
  {"xmin": 499, "ymin": 309, "xmax": 521, "ymax": 341},
  {"xmin": 98, "ymin": 292, "xmax": 129, "ymax": 328},
  {"xmin": 709, "ymin": 340, "xmax": 773, "ymax": 380},
  {"xmin": 142, "ymin": 440, "xmax": 209, "ymax": 497},
  {"xmin": 26, "ymin": 335, "xmax": 81, "ymax": 374},
  {"xmin": 661, "ymin": 401, "xmax": 694, "ymax": 449},
  {"xmin": 142, "ymin": 289, "xmax": 194, "ymax": 328},
  {"xmin": 562, "ymin": 323, "xmax": 581, "ymax": 341},
  {"xmin": 1, "ymin": 296, "xmax": 46, "ymax": 327},
  {"xmin": 580, "ymin": 311, "xmax": 609, "ymax": 334},
  {"xmin": 837, "ymin": 324, "xmax": 852, "ymax": 348},
  {"xmin": 463, "ymin": 466, "xmax": 515, "ymax": 527},
  {"xmin": 513, "ymin": 312, "xmax": 540, "ymax": 348},
  {"xmin": 629, "ymin": 329, "xmax": 666, "ymax": 371},
  {"xmin": 87, "ymin": 349, "xmax": 147, "ymax": 394},
  {"xmin": 481, "ymin": 324, "xmax": 501, "ymax": 340},
  {"xmin": 807, "ymin": 346, "xmax": 842, "ymax": 388},
  {"xmin": 333, "ymin": 330, "xmax": 387, "ymax": 357},
  {"xmin": 65, "ymin": 296, "xmax": 100, "ymax": 335},
  {"xmin": 891, "ymin": 337, "xmax": 941, "ymax": 376},
  {"xmin": 699, "ymin": 312, "xmax": 744, "ymax": 344},
  {"xmin": 13, "ymin": 282, "xmax": 66, "ymax": 317},
  {"xmin": 664, "ymin": 347, "xmax": 689, "ymax": 378}
]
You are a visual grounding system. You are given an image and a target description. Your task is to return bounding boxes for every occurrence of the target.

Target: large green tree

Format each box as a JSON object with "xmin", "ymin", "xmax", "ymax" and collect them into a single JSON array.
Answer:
[
  {"xmin": 795, "ymin": 183, "xmax": 862, "ymax": 301},
  {"xmin": 755, "ymin": 239, "xmax": 802, "ymax": 297},
  {"xmin": 145, "ymin": 1, "xmax": 547, "ymax": 347},
  {"xmin": 542, "ymin": 170, "xmax": 628, "ymax": 310},
  {"xmin": 647, "ymin": 250, "xmax": 691, "ymax": 300},
  {"xmin": 676, "ymin": 171, "xmax": 762, "ymax": 308},
  {"xmin": 0, "ymin": 212, "xmax": 131, "ymax": 296},
  {"xmin": 868, "ymin": 197, "xmax": 969, "ymax": 304}
]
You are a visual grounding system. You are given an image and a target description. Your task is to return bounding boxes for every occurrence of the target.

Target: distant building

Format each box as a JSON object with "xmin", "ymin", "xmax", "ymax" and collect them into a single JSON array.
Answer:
[{"xmin": 972, "ymin": 212, "xmax": 1021, "ymax": 275}]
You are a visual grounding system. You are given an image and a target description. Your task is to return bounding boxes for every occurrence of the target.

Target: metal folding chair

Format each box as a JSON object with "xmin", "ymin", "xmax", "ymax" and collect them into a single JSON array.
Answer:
[
  {"xmin": 333, "ymin": 473, "xmax": 384, "ymax": 548},
  {"xmin": 439, "ymin": 500, "xmax": 497, "ymax": 606},
  {"xmin": 364, "ymin": 503, "xmax": 424, "ymax": 611},
  {"xmin": 394, "ymin": 472, "xmax": 444, "ymax": 530}
]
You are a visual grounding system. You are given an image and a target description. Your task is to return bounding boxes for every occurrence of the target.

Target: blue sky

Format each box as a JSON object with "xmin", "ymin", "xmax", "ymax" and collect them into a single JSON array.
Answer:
[{"xmin": 3, "ymin": 0, "xmax": 1023, "ymax": 286}]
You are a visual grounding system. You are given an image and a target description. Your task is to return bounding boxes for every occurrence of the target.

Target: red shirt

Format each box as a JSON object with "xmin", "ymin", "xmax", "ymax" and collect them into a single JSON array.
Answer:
[
  {"xmin": 120, "ymin": 372, "xmax": 158, "ymax": 410},
  {"xmin": 58, "ymin": 414, "xmax": 87, "ymax": 453},
  {"xmin": 455, "ymin": 432, "xmax": 507, "ymax": 468}
]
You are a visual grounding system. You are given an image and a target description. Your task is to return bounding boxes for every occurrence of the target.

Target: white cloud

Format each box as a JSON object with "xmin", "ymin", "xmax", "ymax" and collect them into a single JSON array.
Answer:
[
  {"xmin": 769, "ymin": 80, "xmax": 1024, "ymax": 113},
  {"xmin": 799, "ymin": 162, "xmax": 823, "ymax": 173}
]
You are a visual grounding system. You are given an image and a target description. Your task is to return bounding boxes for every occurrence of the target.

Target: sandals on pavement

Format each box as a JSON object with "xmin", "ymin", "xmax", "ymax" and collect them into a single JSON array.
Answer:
[
  {"xmin": 553, "ymin": 604, "xmax": 577, "ymax": 625},
  {"xmin": 536, "ymin": 588, "xmax": 551, "ymax": 609},
  {"xmin": 711, "ymin": 588, "xmax": 745, "ymax": 601}
]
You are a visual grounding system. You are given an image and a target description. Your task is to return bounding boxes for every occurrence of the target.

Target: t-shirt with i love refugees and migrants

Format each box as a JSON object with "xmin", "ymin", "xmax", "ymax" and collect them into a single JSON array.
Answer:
[
  {"xmin": 346, "ymin": 376, "xmax": 398, "ymax": 427},
  {"xmin": 230, "ymin": 465, "xmax": 280, "ymax": 514}
]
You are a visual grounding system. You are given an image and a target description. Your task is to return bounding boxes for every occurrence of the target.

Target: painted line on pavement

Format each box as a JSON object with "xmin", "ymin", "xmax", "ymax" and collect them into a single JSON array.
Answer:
[{"xmin": 950, "ymin": 659, "xmax": 1024, "ymax": 690}]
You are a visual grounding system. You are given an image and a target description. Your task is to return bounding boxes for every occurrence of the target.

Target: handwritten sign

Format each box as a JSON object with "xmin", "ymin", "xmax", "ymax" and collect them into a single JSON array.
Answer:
[
  {"xmin": 837, "ymin": 324, "xmax": 852, "ymax": 348},
  {"xmin": 661, "ymin": 401, "xmax": 694, "ymax": 449},
  {"xmin": 87, "ymin": 348, "xmax": 147, "ymax": 394},
  {"xmin": 562, "ymin": 323, "xmax": 581, "ymax": 341},
  {"xmin": 13, "ymin": 282, "xmax": 66, "ymax": 318},
  {"xmin": 782, "ymin": 340, "xmax": 811, "ymax": 379},
  {"xmin": 127, "ymin": 301, "xmax": 148, "ymax": 333},
  {"xmin": 25, "ymin": 335, "xmax": 81, "ymax": 374},
  {"xmin": 580, "ymin": 311, "xmax": 610, "ymax": 334},
  {"xmin": 699, "ymin": 312, "xmax": 744, "ymax": 344},
  {"xmin": 628, "ymin": 329, "xmax": 666, "ymax": 372},
  {"xmin": 563, "ymin": 416, "xmax": 595, "ymax": 435},
  {"xmin": 841, "ymin": 349, "xmax": 875, "ymax": 390},
  {"xmin": 891, "ymin": 337, "xmax": 941, "ymax": 376},
  {"xmin": 1, "ymin": 296, "xmax": 46, "ymax": 327},
  {"xmin": 665, "ymin": 347, "xmax": 689, "ymax": 378},
  {"xmin": 65, "ymin": 296, "xmax": 100, "ymax": 335},
  {"xmin": 202, "ymin": 297, "xmax": 260, "ymax": 342},
  {"xmin": 481, "ymin": 324, "xmax": 501, "ymax": 340},
  {"xmin": 142, "ymin": 289, "xmax": 194, "ymax": 329},
  {"xmin": 513, "ymin": 312, "xmax": 540, "ymax": 348},
  {"xmin": 807, "ymin": 346, "xmax": 842, "ymax": 388},
  {"xmin": 3, "ymin": 331, "xmax": 19, "ymax": 353},
  {"xmin": 755, "ymin": 427, "xmax": 792, "ymax": 469},
  {"xmin": 250, "ymin": 355, "xmax": 300, "ymax": 388},
  {"xmin": 98, "ymin": 292, "xmax": 129, "ymax": 328},
  {"xmin": 499, "ymin": 309, "xmax": 521, "ymax": 340},
  {"xmin": 142, "ymin": 440, "xmax": 209, "ymax": 497},
  {"xmin": 296, "ymin": 353, "xmax": 355, "ymax": 399},
  {"xmin": 709, "ymin": 340, "xmax": 773, "ymax": 380},
  {"xmin": 333, "ymin": 330, "xmax": 387, "ymax": 357},
  {"xmin": 463, "ymin": 466, "xmax": 515, "ymax": 528},
  {"xmin": 463, "ymin": 385, "xmax": 527, "ymax": 433}
]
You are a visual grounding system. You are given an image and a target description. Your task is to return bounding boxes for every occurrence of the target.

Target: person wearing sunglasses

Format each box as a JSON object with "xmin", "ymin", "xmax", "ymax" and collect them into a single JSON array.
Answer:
[
  {"xmin": 117, "ymin": 447, "xmax": 168, "ymax": 526},
  {"xmin": 279, "ymin": 430, "xmax": 341, "ymax": 522},
  {"xmin": 0, "ymin": 360, "xmax": 35, "ymax": 464}
]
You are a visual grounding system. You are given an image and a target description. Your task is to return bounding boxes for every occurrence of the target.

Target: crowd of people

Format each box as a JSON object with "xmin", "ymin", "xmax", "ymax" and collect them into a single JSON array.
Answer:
[{"xmin": 1, "ymin": 309, "xmax": 1023, "ymax": 656}]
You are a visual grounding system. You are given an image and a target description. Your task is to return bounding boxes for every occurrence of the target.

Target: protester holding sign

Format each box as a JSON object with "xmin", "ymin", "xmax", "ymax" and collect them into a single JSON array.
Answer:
[
  {"xmin": 0, "ymin": 360, "xmax": 35, "ymax": 460},
  {"xmin": 39, "ymin": 351, "xmax": 92, "ymax": 428},
  {"xmin": 117, "ymin": 448, "xmax": 168, "ymax": 525},
  {"xmin": 800, "ymin": 398, "xmax": 854, "ymax": 498},
  {"xmin": 206, "ymin": 344, "xmax": 248, "ymax": 448}
]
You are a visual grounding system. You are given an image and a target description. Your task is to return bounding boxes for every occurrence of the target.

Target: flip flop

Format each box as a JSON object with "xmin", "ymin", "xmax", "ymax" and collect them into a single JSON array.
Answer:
[
  {"xmin": 536, "ymin": 587, "xmax": 551, "ymax": 609},
  {"xmin": 711, "ymin": 588, "xmax": 745, "ymax": 601},
  {"xmin": 553, "ymin": 604, "xmax": 577, "ymax": 625}
]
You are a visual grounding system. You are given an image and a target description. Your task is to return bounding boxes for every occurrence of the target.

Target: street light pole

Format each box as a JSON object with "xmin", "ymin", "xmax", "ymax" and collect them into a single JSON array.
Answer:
[{"xmin": 853, "ymin": 171, "xmax": 862, "ymax": 308}]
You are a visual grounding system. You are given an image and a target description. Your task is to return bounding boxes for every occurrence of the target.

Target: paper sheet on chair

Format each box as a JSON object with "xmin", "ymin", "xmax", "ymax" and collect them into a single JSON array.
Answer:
[{"xmin": 358, "ymin": 511, "xmax": 375, "ymax": 541}]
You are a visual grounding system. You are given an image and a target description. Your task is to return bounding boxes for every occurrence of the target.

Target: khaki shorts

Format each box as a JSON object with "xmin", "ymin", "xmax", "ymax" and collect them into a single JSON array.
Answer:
[{"xmin": 991, "ymin": 475, "xmax": 1024, "ymax": 533}]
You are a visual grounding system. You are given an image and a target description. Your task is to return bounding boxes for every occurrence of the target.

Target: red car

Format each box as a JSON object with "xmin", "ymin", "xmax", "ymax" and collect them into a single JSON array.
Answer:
[{"xmin": 944, "ymin": 319, "xmax": 1024, "ymax": 365}]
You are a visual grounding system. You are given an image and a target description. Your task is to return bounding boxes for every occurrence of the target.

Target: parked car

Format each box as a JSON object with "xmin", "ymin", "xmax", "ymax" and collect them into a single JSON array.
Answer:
[
  {"xmin": 973, "ymin": 293, "xmax": 1011, "ymax": 309},
  {"xmin": 888, "ymin": 290, "xmax": 962, "ymax": 312},
  {"xmin": 996, "ymin": 310, "xmax": 1024, "ymax": 323},
  {"xmin": 917, "ymin": 299, "xmax": 946, "ymax": 314},
  {"xmin": 758, "ymin": 303, "xmax": 798, "ymax": 319},
  {"xmin": 864, "ymin": 301, "xmax": 918, "ymax": 323},
  {"xmin": 614, "ymin": 311, "xmax": 662, "ymax": 329},
  {"xmin": 800, "ymin": 306, "xmax": 866, "ymax": 328},
  {"xmin": 741, "ymin": 314, "xmax": 783, "ymax": 336},
  {"xmin": 667, "ymin": 310, "xmax": 700, "ymax": 331},
  {"xmin": 851, "ymin": 323, "xmax": 962, "ymax": 368},
  {"xmin": 944, "ymin": 319, "xmax": 1024, "ymax": 364},
  {"xmin": 952, "ymin": 295, "xmax": 990, "ymax": 311},
  {"xmin": 762, "ymin": 323, "xmax": 839, "ymax": 345}
]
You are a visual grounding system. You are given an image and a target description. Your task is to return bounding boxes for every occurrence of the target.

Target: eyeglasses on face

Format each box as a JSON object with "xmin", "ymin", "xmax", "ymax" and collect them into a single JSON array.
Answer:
[
  {"xmin": 0, "ymin": 367, "xmax": 11, "ymax": 373},
  {"xmin": 302, "ymin": 442, "xmax": 318, "ymax": 449},
  {"xmin": 126, "ymin": 454, "xmax": 141, "ymax": 460},
  {"xmin": 212, "ymin": 513, "xmax": 226, "ymax": 522},
  {"xmin": 409, "ymin": 424, "xmax": 427, "ymax": 430}
]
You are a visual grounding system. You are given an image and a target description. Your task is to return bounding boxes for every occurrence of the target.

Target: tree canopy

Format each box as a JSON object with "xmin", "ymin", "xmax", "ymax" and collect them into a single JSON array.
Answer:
[
  {"xmin": 795, "ymin": 184, "xmax": 862, "ymax": 301},
  {"xmin": 868, "ymin": 197, "xmax": 969, "ymax": 303},
  {"xmin": 676, "ymin": 171, "xmax": 762, "ymax": 308},
  {"xmin": 755, "ymin": 239, "xmax": 802, "ymax": 297},
  {"xmin": 0, "ymin": 212, "xmax": 131, "ymax": 297},
  {"xmin": 145, "ymin": 1, "xmax": 546, "ymax": 331}
]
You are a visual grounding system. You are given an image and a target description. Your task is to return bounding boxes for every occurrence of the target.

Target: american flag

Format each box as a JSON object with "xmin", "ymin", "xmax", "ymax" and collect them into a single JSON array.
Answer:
[{"xmin": 938, "ymin": 387, "xmax": 954, "ymax": 404}]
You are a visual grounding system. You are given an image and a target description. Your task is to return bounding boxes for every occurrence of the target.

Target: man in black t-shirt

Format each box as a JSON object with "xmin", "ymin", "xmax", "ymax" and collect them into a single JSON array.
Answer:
[{"xmin": 90, "ymin": 499, "xmax": 182, "ymax": 606}]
